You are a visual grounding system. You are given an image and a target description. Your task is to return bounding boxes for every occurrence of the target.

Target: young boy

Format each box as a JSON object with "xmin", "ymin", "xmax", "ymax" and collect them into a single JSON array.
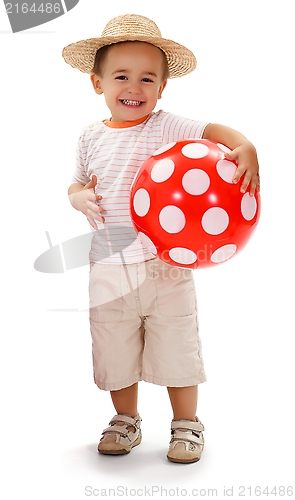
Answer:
[{"xmin": 63, "ymin": 14, "xmax": 260, "ymax": 464}]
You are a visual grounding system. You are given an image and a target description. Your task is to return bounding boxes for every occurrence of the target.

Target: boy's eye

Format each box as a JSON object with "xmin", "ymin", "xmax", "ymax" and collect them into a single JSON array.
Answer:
[
  {"xmin": 116, "ymin": 75, "xmax": 127, "ymax": 80},
  {"xmin": 142, "ymin": 78, "xmax": 153, "ymax": 83}
]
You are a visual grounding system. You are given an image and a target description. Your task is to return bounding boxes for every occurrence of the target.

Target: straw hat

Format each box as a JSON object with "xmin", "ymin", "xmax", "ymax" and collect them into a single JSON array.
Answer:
[{"xmin": 62, "ymin": 14, "xmax": 197, "ymax": 78}]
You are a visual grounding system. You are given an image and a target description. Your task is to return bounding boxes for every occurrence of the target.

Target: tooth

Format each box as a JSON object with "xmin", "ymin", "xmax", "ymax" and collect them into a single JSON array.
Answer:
[{"xmin": 122, "ymin": 99, "xmax": 141, "ymax": 105}]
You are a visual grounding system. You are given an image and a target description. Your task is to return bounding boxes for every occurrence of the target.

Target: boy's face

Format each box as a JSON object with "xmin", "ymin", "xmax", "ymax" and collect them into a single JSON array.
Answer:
[{"xmin": 91, "ymin": 42, "xmax": 167, "ymax": 123}]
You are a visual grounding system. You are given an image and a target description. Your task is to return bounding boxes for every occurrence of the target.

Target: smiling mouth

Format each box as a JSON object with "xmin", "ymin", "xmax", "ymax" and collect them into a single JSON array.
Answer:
[{"xmin": 120, "ymin": 99, "xmax": 144, "ymax": 106}]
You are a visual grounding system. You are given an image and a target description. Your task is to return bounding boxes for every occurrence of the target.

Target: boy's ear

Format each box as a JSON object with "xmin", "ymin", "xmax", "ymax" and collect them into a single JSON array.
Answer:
[
  {"xmin": 158, "ymin": 80, "xmax": 167, "ymax": 99},
  {"xmin": 90, "ymin": 74, "xmax": 103, "ymax": 95}
]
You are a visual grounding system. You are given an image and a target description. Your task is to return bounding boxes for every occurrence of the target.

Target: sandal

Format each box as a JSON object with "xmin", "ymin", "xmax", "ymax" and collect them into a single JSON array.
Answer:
[
  {"xmin": 167, "ymin": 417, "xmax": 204, "ymax": 463},
  {"xmin": 98, "ymin": 414, "xmax": 142, "ymax": 455}
]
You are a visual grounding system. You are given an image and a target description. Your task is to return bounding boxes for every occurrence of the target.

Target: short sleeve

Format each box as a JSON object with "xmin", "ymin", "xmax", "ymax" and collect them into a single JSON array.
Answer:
[
  {"xmin": 160, "ymin": 112, "xmax": 209, "ymax": 145},
  {"xmin": 71, "ymin": 132, "xmax": 91, "ymax": 185}
]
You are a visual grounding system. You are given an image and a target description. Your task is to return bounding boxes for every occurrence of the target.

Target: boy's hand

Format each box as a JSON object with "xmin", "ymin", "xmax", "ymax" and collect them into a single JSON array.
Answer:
[
  {"xmin": 224, "ymin": 143, "xmax": 260, "ymax": 196},
  {"xmin": 69, "ymin": 175, "xmax": 104, "ymax": 229}
]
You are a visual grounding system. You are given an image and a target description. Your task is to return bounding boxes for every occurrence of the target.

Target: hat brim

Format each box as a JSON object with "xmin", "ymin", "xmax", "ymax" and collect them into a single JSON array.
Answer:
[{"xmin": 62, "ymin": 35, "xmax": 196, "ymax": 78}]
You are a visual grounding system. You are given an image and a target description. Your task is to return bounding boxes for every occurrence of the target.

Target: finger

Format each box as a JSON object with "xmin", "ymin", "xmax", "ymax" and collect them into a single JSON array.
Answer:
[
  {"xmin": 87, "ymin": 211, "xmax": 105, "ymax": 228},
  {"xmin": 249, "ymin": 176, "xmax": 258, "ymax": 196},
  {"xmin": 86, "ymin": 192, "xmax": 97, "ymax": 202},
  {"xmin": 224, "ymin": 151, "xmax": 236, "ymax": 161},
  {"xmin": 250, "ymin": 175, "xmax": 260, "ymax": 196},
  {"xmin": 249, "ymin": 181, "xmax": 256, "ymax": 197},
  {"xmin": 84, "ymin": 180, "xmax": 94, "ymax": 190},
  {"xmin": 88, "ymin": 203, "xmax": 105, "ymax": 220},
  {"xmin": 90, "ymin": 174, "xmax": 97, "ymax": 187},
  {"xmin": 89, "ymin": 213, "xmax": 105, "ymax": 225},
  {"xmin": 84, "ymin": 175, "xmax": 97, "ymax": 190},
  {"xmin": 87, "ymin": 217, "xmax": 98, "ymax": 230},
  {"xmin": 256, "ymin": 177, "xmax": 260, "ymax": 192},
  {"xmin": 232, "ymin": 166, "xmax": 246, "ymax": 184},
  {"xmin": 87, "ymin": 204, "xmax": 103, "ymax": 218},
  {"xmin": 240, "ymin": 171, "xmax": 252, "ymax": 193}
]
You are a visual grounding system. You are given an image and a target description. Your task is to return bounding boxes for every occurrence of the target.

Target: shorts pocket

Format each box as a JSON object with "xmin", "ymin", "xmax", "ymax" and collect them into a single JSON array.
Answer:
[
  {"xmin": 89, "ymin": 263, "xmax": 123, "ymax": 323},
  {"xmin": 153, "ymin": 262, "xmax": 197, "ymax": 317}
]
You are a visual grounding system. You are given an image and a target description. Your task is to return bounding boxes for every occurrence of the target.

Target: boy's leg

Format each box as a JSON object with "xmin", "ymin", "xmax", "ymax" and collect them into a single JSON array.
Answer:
[
  {"xmin": 167, "ymin": 385, "xmax": 204, "ymax": 463},
  {"xmin": 98, "ymin": 383, "xmax": 141, "ymax": 454},
  {"xmin": 110, "ymin": 382, "xmax": 139, "ymax": 429},
  {"xmin": 167, "ymin": 385, "xmax": 198, "ymax": 421}
]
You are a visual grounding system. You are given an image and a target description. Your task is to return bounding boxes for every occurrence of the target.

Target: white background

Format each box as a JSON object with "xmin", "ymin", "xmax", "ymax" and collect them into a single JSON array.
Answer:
[{"xmin": 1, "ymin": 0, "xmax": 294, "ymax": 498}]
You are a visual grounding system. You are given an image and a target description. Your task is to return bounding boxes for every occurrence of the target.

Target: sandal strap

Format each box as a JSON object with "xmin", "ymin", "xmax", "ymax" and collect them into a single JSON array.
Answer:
[
  {"xmin": 110, "ymin": 413, "xmax": 140, "ymax": 425},
  {"xmin": 171, "ymin": 418, "xmax": 204, "ymax": 433},
  {"xmin": 170, "ymin": 429, "xmax": 204, "ymax": 445},
  {"xmin": 101, "ymin": 424, "xmax": 133, "ymax": 438},
  {"xmin": 101, "ymin": 414, "xmax": 141, "ymax": 435}
]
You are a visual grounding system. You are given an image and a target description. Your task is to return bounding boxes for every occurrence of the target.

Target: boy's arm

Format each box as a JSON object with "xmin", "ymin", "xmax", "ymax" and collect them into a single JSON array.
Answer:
[
  {"xmin": 68, "ymin": 175, "xmax": 104, "ymax": 229},
  {"xmin": 203, "ymin": 123, "xmax": 260, "ymax": 196}
]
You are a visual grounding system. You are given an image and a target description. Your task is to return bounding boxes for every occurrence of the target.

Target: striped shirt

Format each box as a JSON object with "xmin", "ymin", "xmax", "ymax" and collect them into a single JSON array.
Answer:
[{"xmin": 73, "ymin": 110, "xmax": 209, "ymax": 264}]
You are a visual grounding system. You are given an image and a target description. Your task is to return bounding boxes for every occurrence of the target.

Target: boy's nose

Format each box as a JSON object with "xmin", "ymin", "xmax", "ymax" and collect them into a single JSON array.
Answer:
[{"xmin": 127, "ymin": 82, "xmax": 141, "ymax": 94}]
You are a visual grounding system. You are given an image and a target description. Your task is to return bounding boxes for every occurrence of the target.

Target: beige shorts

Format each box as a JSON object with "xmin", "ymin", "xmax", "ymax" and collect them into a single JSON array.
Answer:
[{"xmin": 89, "ymin": 258, "xmax": 206, "ymax": 391}]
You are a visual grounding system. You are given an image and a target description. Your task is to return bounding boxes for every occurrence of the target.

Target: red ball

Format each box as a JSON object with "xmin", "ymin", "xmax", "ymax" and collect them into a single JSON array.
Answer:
[{"xmin": 130, "ymin": 139, "xmax": 260, "ymax": 268}]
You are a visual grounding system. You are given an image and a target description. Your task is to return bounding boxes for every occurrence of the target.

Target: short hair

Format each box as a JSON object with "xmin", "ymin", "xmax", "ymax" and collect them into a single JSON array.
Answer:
[{"xmin": 92, "ymin": 41, "xmax": 170, "ymax": 81}]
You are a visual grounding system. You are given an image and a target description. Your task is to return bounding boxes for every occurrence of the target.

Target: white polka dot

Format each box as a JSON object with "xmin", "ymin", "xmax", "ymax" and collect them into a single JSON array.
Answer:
[
  {"xmin": 216, "ymin": 159, "xmax": 237, "ymax": 183},
  {"xmin": 153, "ymin": 142, "xmax": 176, "ymax": 156},
  {"xmin": 151, "ymin": 159, "xmax": 175, "ymax": 183},
  {"xmin": 169, "ymin": 247, "xmax": 197, "ymax": 265},
  {"xmin": 182, "ymin": 169, "xmax": 210, "ymax": 195},
  {"xmin": 201, "ymin": 207, "xmax": 229, "ymax": 235},
  {"xmin": 217, "ymin": 143, "xmax": 232, "ymax": 154},
  {"xmin": 210, "ymin": 244, "xmax": 237, "ymax": 263},
  {"xmin": 133, "ymin": 188, "xmax": 150, "ymax": 216},
  {"xmin": 159, "ymin": 205, "xmax": 186, "ymax": 233},
  {"xmin": 241, "ymin": 193, "xmax": 257, "ymax": 220},
  {"xmin": 138, "ymin": 232, "xmax": 157, "ymax": 254},
  {"xmin": 181, "ymin": 142, "xmax": 209, "ymax": 159}
]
